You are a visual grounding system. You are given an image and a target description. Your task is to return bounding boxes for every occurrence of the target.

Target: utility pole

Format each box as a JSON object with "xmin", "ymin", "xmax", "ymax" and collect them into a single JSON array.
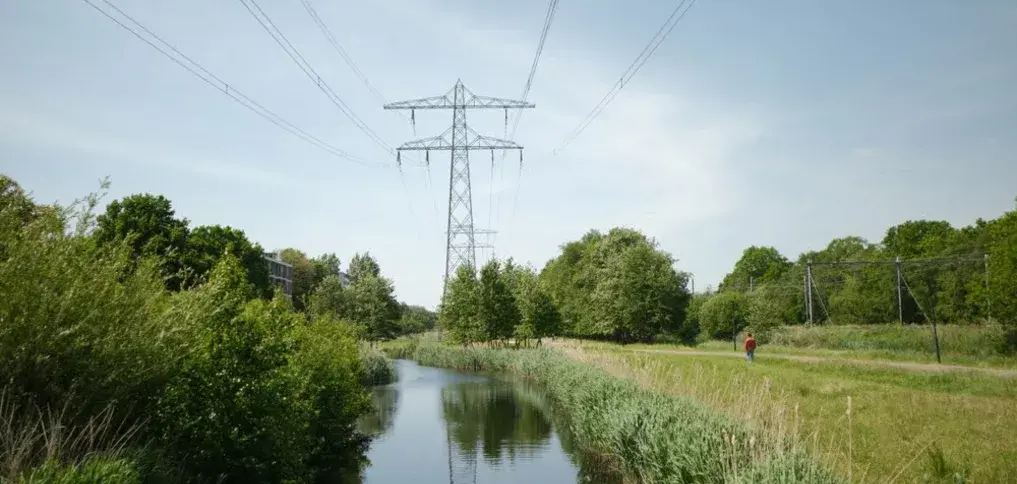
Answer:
[
  {"xmin": 895, "ymin": 256, "xmax": 904, "ymax": 325},
  {"xmin": 806, "ymin": 260, "xmax": 814, "ymax": 324},
  {"xmin": 385, "ymin": 80, "xmax": 534, "ymax": 299},
  {"xmin": 985, "ymin": 254, "xmax": 992, "ymax": 322}
]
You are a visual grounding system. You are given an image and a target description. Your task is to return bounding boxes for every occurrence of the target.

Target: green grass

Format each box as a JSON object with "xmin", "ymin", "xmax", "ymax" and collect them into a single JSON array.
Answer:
[
  {"xmin": 390, "ymin": 341, "xmax": 842, "ymax": 484},
  {"xmin": 360, "ymin": 346, "xmax": 398, "ymax": 386},
  {"xmin": 567, "ymin": 341, "xmax": 1017, "ymax": 483}
]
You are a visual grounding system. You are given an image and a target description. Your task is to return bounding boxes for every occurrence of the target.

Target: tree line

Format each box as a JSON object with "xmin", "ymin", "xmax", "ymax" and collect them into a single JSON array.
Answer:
[
  {"xmin": 0, "ymin": 175, "xmax": 427, "ymax": 482},
  {"xmin": 86, "ymin": 188, "xmax": 435, "ymax": 341},
  {"xmin": 440, "ymin": 228, "xmax": 693, "ymax": 344},
  {"xmin": 439, "ymin": 203, "xmax": 1017, "ymax": 348},
  {"xmin": 691, "ymin": 205, "xmax": 1017, "ymax": 342}
]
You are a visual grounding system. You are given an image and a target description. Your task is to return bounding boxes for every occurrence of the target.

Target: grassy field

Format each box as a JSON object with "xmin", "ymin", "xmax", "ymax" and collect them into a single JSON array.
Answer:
[
  {"xmin": 556, "ymin": 340, "xmax": 1017, "ymax": 483},
  {"xmin": 688, "ymin": 324, "xmax": 1017, "ymax": 369}
]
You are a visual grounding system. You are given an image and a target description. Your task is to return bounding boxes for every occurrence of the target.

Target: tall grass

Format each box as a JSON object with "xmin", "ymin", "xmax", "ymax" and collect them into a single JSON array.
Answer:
[
  {"xmin": 398, "ymin": 342, "xmax": 842, "ymax": 484},
  {"xmin": 764, "ymin": 324, "xmax": 1012, "ymax": 359},
  {"xmin": 360, "ymin": 346, "xmax": 397, "ymax": 386}
]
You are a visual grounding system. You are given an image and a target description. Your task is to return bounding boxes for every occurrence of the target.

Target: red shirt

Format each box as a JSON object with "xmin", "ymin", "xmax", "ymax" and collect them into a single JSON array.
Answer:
[{"xmin": 744, "ymin": 337, "xmax": 757, "ymax": 351}]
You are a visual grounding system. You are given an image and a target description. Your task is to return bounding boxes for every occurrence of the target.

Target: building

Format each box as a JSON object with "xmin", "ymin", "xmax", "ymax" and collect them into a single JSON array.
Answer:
[
  {"xmin": 338, "ymin": 271, "xmax": 353, "ymax": 287},
  {"xmin": 263, "ymin": 251, "xmax": 293, "ymax": 297}
]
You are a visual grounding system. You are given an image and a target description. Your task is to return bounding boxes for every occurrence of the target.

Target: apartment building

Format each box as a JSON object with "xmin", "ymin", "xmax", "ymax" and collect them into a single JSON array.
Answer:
[{"xmin": 263, "ymin": 251, "xmax": 293, "ymax": 297}]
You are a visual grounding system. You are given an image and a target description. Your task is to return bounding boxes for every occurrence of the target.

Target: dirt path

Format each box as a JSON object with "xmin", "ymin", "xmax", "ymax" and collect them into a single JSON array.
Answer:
[{"xmin": 606, "ymin": 347, "xmax": 1017, "ymax": 378}]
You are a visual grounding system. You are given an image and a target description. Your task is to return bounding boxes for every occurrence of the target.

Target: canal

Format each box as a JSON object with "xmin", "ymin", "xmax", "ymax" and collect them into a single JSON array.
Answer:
[{"xmin": 358, "ymin": 360, "xmax": 618, "ymax": 484}]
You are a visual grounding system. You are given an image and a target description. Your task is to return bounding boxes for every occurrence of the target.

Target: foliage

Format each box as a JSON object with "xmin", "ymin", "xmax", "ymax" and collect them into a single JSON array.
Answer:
[
  {"xmin": 18, "ymin": 457, "xmax": 141, "ymax": 484},
  {"xmin": 343, "ymin": 274, "xmax": 401, "ymax": 342},
  {"xmin": 720, "ymin": 246, "xmax": 792, "ymax": 291},
  {"xmin": 477, "ymin": 260, "xmax": 520, "ymax": 343},
  {"xmin": 540, "ymin": 228, "xmax": 690, "ymax": 342},
  {"xmin": 440, "ymin": 265, "xmax": 482, "ymax": 345},
  {"xmin": 279, "ymin": 248, "xmax": 316, "ymax": 311},
  {"xmin": 93, "ymin": 193, "xmax": 189, "ymax": 290},
  {"xmin": 0, "ymin": 177, "xmax": 387, "ymax": 483},
  {"xmin": 309, "ymin": 253, "xmax": 342, "ymax": 290},
  {"xmin": 396, "ymin": 303, "xmax": 438, "ymax": 336},
  {"xmin": 347, "ymin": 252, "xmax": 381, "ymax": 283},
  {"xmin": 182, "ymin": 224, "xmax": 271, "ymax": 298},
  {"xmin": 407, "ymin": 343, "xmax": 840, "ymax": 484},
  {"xmin": 360, "ymin": 346, "xmax": 398, "ymax": 386},
  {"xmin": 698, "ymin": 291, "xmax": 750, "ymax": 340}
]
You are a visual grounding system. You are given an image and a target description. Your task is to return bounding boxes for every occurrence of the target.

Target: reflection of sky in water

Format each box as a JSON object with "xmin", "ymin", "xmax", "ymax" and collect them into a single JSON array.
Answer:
[{"xmin": 361, "ymin": 360, "xmax": 589, "ymax": 484}]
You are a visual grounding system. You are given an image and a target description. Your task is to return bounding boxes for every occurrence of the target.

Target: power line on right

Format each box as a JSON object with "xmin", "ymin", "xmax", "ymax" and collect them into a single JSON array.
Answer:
[{"xmin": 552, "ymin": 0, "xmax": 698, "ymax": 156}]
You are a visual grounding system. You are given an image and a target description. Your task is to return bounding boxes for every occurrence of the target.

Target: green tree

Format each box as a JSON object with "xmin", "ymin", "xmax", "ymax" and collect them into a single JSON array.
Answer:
[
  {"xmin": 440, "ymin": 265, "xmax": 482, "ymax": 345},
  {"xmin": 397, "ymin": 304, "xmax": 437, "ymax": 336},
  {"xmin": 348, "ymin": 252, "xmax": 381, "ymax": 283},
  {"xmin": 699, "ymin": 291, "xmax": 750, "ymax": 340},
  {"xmin": 590, "ymin": 241, "xmax": 690, "ymax": 342},
  {"xmin": 344, "ymin": 274, "xmax": 401, "ymax": 342},
  {"xmin": 720, "ymin": 246, "xmax": 791, "ymax": 291},
  {"xmin": 311, "ymin": 252, "xmax": 342, "ymax": 289},
  {"xmin": 478, "ymin": 260, "xmax": 521, "ymax": 344},
  {"xmin": 279, "ymin": 248, "xmax": 316, "ymax": 311},
  {"xmin": 93, "ymin": 193, "xmax": 189, "ymax": 289},
  {"xmin": 988, "ymin": 210, "xmax": 1017, "ymax": 325},
  {"xmin": 183, "ymin": 225, "xmax": 271, "ymax": 298}
]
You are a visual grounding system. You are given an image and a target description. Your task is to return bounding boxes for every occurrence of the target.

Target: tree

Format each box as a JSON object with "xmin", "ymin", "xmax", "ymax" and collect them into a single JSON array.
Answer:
[
  {"xmin": 307, "ymin": 274, "xmax": 348, "ymax": 319},
  {"xmin": 440, "ymin": 265, "xmax": 482, "ymax": 345},
  {"xmin": 720, "ymin": 246, "xmax": 791, "ymax": 291},
  {"xmin": 348, "ymin": 252, "xmax": 380, "ymax": 283},
  {"xmin": 344, "ymin": 274, "xmax": 401, "ymax": 342},
  {"xmin": 590, "ymin": 241, "xmax": 690, "ymax": 342},
  {"xmin": 279, "ymin": 248, "xmax": 316, "ymax": 311},
  {"xmin": 477, "ymin": 260, "xmax": 520, "ymax": 344},
  {"xmin": 699, "ymin": 291, "xmax": 750, "ymax": 340},
  {"xmin": 183, "ymin": 225, "xmax": 270, "ymax": 298},
  {"xmin": 310, "ymin": 253, "xmax": 342, "ymax": 290},
  {"xmin": 397, "ymin": 304, "xmax": 437, "ymax": 336},
  {"xmin": 988, "ymin": 210, "xmax": 1017, "ymax": 325},
  {"xmin": 93, "ymin": 193, "xmax": 189, "ymax": 289}
]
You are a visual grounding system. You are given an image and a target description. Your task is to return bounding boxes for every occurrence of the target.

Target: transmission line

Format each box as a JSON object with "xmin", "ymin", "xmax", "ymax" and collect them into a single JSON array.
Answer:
[
  {"xmin": 238, "ymin": 0, "xmax": 394, "ymax": 155},
  {"xmin": 298, "ymin": 0, "xmax": 409, "ymax": 123},
  {"xmin": 552, "ymin": 0, "xmax": 698, "ymax": 155},
  {"xmin": 497, "ymin": 0, "xmax": 561, "ymax": 240},
  {"xmin": 79, "ymin": 0, "xmax": 387, "ymax": 167}
]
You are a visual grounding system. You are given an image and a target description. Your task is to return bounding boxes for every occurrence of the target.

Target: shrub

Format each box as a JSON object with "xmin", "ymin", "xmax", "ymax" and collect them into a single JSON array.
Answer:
[{"xmin": 360, "ymin": 346, "xmax": 397, "ymax": 386}]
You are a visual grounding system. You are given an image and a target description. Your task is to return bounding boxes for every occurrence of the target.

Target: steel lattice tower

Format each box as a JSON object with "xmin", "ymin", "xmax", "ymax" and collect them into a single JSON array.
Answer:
[{"xmin": 385, "ymin": 80, "xmax": 534, "ymax": 298}]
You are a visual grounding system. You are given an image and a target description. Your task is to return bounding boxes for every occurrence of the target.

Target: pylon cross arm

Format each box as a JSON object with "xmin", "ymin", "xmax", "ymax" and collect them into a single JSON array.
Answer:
[{"xmin": 396, "ymin": 125, "xmax": 523, "ymax": 151}]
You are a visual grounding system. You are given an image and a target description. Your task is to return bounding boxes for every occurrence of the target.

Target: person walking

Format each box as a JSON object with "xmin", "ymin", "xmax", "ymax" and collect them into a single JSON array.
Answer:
[{"xmin": 744, "ymin": 333, "xmax": 757, "ymax": 363}]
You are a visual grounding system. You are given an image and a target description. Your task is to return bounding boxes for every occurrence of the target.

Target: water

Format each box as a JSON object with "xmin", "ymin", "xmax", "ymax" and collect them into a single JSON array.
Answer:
[{"xmin": 359, "ymin": 360, "xmax": 618, "ymax": 484}]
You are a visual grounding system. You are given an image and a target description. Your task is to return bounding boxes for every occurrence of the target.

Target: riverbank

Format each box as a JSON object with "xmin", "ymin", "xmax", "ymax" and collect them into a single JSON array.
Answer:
[
  {"xmin": 384, "ymin": 341, "xmax": 841, "ymax": 484},
  {"xmin": 556, "ymin": 339, "xmax": 1017, "ymax": 483}
]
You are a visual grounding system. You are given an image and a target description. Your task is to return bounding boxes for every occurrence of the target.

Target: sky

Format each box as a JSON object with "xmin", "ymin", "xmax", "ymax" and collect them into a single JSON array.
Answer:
[{"xmin": 2, "ymin": 0, "xmax": 1015, "ymax": 309}]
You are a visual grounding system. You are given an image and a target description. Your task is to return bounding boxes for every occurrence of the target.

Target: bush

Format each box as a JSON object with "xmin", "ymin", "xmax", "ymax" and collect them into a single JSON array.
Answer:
[{"xmin": 699, "ymin": 291, "xmax": 750, "ymax": 340}]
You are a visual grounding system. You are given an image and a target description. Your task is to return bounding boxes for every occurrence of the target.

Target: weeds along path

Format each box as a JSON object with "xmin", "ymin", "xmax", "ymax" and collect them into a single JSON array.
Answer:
[{"xmin": 601, "ymin": 346, "xmax": 1017, "ymax": 378}]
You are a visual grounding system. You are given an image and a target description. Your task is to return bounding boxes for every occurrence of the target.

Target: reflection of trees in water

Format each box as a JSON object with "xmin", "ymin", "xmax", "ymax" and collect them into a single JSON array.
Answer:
[
  {"xmin": 441, "ymin": 381, "xmax": 554, "ymax": 466},
  {"xmin": 358, "ymin": 384, "xmax": 400, "ymax": 437}
]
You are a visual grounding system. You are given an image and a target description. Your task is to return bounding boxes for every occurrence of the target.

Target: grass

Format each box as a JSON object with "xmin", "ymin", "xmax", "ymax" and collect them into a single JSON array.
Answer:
[
  {"xmin": 360, "ymin": 346, "xmax": 398, "ymax": 386},
  {"xmin": 388, "ymin": 340, "xmax": 842, "ymax": 484},
  {"xmin": 561, "ymin": 340, "xmax": 1017, "ymax": 483}
]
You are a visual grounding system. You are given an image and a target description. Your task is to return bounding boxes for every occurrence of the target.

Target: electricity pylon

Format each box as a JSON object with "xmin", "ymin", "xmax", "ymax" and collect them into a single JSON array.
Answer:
[{"xmin": 384, "ymin": 80, "xmax": 534, "ymax": 298}]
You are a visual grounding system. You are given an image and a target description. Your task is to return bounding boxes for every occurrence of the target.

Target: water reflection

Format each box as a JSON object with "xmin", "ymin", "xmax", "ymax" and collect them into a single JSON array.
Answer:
[
  {"xmin": 360, "ymin": 385, "xmax": 400, "ymax": 438},
  {"xmin": 359, "ymin": 360, "xmax": 621, "ymax": 484}
]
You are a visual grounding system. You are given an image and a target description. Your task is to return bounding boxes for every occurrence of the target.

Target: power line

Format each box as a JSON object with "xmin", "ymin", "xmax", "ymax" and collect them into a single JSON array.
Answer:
[
  {"xmin": 238, "ymin": 0, "xmax": 394, "ymax": 155},
  {"xmin": 552, "ymin": 0, "xmax": 698, "ymax": 155},
  {"xmin": 298, "ymin": 0, "xmax": 409, "ymax": 123},
  {"xmin": 499, "ymin": 0, "xmax": 562, "ymax": 240},
  {"xmin": 80, "ymin": 0, "xmax": 385, "ymax": 167}
]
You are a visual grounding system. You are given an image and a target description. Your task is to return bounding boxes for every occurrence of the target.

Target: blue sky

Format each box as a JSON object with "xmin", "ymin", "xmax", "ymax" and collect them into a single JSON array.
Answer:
[{"xmin": 2, "ymin": 0, "xmax": 1015, "ymax": 309}]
